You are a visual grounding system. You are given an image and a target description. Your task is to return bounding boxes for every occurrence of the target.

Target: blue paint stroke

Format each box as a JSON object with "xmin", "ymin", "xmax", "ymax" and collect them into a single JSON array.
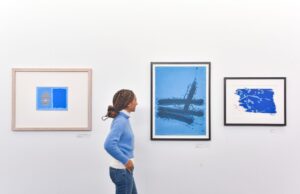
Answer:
[
  {"xmin": 37, "ymin": 87, "xmax": 68, "ymax": 111},
  {"xmin": 235, "ymin": 88, "xmax": 276, "ymax": 114},
  {"xmin": 156, "ymin": 78, "xmax": 203, "ymax": 124}
]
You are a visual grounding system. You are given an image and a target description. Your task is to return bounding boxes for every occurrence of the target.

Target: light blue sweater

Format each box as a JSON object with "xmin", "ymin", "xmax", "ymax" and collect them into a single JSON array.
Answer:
[{"xmin": 104, "ymin": 112, "xmax": 134, "ymax": 165}]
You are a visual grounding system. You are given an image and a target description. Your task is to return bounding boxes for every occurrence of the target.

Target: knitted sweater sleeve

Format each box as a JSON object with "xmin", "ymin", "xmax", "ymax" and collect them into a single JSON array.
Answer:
[{"xmin": 104, "ymin": 119, "xmax": 129, "ymax": 165}]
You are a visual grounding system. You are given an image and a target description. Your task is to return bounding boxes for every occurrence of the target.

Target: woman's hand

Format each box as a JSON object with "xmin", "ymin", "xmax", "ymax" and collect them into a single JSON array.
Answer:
[{"xmin": 125, "ymin": 160, "xmax": 134, "ymax": 172}]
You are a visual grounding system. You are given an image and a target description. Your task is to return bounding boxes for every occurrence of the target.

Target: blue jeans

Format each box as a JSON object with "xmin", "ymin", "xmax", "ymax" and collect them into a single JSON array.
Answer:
[{"xmin": 109, "ymin": 167, "xmax": 138, "ymax": 194}]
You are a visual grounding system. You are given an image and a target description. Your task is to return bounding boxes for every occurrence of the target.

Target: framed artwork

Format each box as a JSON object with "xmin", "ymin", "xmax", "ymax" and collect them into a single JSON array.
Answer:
[
  {"xmin": 224, "ymin": 77, "xmax": 286, "ymax": 126},
  {"xmin": 12, "ymin": 68, "xmax": 92, "ymax": 131},
  {"xmin": 151, "ymin": 62, "xmax": 211, "ymax": 140}
]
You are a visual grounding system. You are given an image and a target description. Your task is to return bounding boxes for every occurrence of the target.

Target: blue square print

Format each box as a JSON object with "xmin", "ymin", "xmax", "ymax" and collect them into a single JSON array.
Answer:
[
  {"xmin": 53, "ymin": 88, "xmax": 67, "ymax": 109},
  {"xmin": 36, "ymin": 87, "xmax": 68, "ymax": 111},
  {"xmin": 37, "ymin": 87, "xmax": 53, "ymax": 110}
]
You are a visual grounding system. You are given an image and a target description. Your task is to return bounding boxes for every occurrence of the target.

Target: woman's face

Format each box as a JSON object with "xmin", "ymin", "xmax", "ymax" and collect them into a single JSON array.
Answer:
[{"xmin": 127, "ymin": 97, "xmax": 138, "ymax": 112}]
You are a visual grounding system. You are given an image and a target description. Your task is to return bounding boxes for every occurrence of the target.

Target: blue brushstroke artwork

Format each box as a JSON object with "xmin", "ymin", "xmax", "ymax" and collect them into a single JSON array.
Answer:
[
  {"xmin": 235, "ymin": 88, "xmax": 276, "ymax": 114},
  {"xmin": 155, "ymin": 66, "xmax": 207, "ymax": 136},
  {"xmin": 36, "ymin": 87, "xmax": 68, "ymax": 111}
]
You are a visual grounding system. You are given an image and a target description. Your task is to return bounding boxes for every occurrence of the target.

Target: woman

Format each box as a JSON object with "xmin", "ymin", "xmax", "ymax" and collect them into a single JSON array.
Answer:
[{"xmin": 103, "ymin": 89, "xmax": 138, "ymax": 194}]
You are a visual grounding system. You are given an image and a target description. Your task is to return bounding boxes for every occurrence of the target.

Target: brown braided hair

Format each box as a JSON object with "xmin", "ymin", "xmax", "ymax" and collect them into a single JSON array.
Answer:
[{"xmin": 102, "ymin": 89, "xmax": 135, "ymax": 120}]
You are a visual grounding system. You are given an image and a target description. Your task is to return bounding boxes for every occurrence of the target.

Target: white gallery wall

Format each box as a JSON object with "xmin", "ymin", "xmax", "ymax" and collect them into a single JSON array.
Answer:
[{"xmin": 1, "ymin": 0, "xmax": 300, "ymax": 194}]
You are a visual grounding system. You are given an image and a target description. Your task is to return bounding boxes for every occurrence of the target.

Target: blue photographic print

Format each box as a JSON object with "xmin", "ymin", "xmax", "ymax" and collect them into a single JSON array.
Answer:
[
  {"xmin": 153, "ymin": 63, "xmax": 210, "ymax": 139},
  {"xmin": 37, "ymin": 87, "xmax": 68, "ymax": 111},
  {"xmin": 235, "ymin": 88, "xmax": 276, "ymax": 114}
]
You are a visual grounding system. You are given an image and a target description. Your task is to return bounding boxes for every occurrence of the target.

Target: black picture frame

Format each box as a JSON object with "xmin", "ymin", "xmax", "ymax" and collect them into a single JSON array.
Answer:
[
  {"xmin": 151, "ymin": 62, "xmax": 211, "ymax": 140},
  {"xmin": 224, "ymin": 77, "xmax": 286, "ymax": 126}
]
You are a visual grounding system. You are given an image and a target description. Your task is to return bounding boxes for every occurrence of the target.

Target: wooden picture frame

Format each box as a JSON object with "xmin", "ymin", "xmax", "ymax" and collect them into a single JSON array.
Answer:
[{"xmin": 12, "ymin": 68, "xmax": 92, "ymax": 131}]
